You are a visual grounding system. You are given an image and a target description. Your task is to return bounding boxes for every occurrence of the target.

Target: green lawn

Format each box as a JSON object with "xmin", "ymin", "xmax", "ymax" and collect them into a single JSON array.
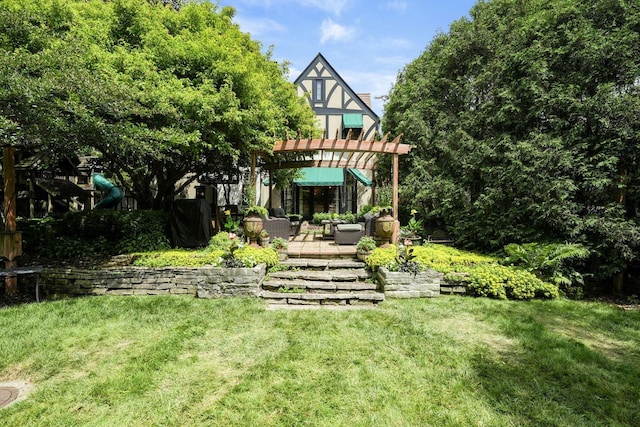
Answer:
[{"xmin": 1, "ymin": 296, "xmax": 639, "ymax": 426}]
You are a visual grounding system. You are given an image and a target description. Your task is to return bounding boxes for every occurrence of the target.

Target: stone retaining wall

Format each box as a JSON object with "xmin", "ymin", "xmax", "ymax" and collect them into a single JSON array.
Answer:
[
  {"xmin": 377, "ymin": 267, "xmax": 467, "ymax": 298},
  {"xmin": 42, "ymin": 264, "xmax": 267, "ymax": 299}
]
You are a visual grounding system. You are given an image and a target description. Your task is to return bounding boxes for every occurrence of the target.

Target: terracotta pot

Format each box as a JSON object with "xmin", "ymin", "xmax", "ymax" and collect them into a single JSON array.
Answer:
[{"xmin": 243, "ymin": 215, "xmax": 263, "ymax": 243}]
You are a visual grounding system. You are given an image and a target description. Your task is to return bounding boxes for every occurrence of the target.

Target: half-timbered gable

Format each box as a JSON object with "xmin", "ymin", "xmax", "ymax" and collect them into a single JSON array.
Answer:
[{"xmin": 295, "ymin": 53, "xmax": 379, "ymax": 140}]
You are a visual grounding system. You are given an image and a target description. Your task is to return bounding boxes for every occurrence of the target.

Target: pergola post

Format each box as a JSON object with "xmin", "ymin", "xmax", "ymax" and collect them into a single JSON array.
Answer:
[
  {"xmin": 371, "ymin": 169, "xmax": 376, "ymax": 206},
  {"xmin": 392, "ymin": 153, "xmax": 400, "ymax": 243},
  {"xmin": 268, "ymin": 169, "xmax": 273, "ymax": 209}
]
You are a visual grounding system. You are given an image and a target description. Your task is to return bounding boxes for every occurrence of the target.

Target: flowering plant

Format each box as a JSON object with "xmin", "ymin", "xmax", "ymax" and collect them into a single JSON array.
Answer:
[
  {"xmin": 221, "ymin": 232, "xmax": 245, "ymax": 267},
  {"xmin": 400, "ymin": 209, "xmax": 423, "ymax": 238},
  {"xmin": 223, "ymin": 210, "xmax": 240, "ymax": 232}
]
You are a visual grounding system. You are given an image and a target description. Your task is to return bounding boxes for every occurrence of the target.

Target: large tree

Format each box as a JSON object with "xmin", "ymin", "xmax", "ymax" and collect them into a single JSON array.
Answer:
[
  {"xmin": 0, "ymin": 0, "xmax": 315, "ymax": 209},
  {"xmin": 383, "ymin": 0, "xmax": 640, "ymax": 290}
]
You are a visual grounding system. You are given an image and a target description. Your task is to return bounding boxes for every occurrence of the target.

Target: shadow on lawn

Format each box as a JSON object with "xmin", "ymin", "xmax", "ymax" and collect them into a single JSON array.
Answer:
[{"xmin": 471, "ymin": 305, "xmax": 640, "ymax": 425}]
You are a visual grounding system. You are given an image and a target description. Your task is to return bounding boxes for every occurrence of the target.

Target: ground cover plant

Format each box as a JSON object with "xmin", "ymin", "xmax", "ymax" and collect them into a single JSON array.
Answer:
[
  {"xmin": 132, "ymin": 232, "xmax": 279, "ymax": 268},
  {"xmin": 0, "ymin": 296, "xmax": 638, "ymax": 425},
  {"xmin": 366, "ymin": 244, "xmax": 558, "ymax": 300}
]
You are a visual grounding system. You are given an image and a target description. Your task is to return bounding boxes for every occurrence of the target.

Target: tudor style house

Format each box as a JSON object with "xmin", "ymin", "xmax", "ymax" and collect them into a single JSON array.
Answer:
[{"xmin": 264, "ymin": 53, "xmax": 379, "ymax": 218}]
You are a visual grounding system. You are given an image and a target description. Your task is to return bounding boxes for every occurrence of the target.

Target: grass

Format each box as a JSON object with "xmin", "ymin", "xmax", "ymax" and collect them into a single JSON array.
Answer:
[{"xmin": 1, "ymin": 296, "xmax": 639, "ymax": 426}]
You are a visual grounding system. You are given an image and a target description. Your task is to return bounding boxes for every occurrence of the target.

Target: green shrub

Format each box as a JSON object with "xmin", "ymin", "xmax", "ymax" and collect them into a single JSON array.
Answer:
[
  {"xmin": 312, "ymin": 212, "xmax": 356, "ymax": 224},
  {"xmin": 233, "ymin": 246, "xmax": 279, "ymax": 268},
  {"xmin": 357, "ymin": 204, "xmax": 372, "ymax": 218},
  {"xmin": 503, "ymin": 242, "xmax": 589, "ymax": 288},
  {"xmin": 18, "ymin": 210, "xmax": 170, "ymax": 257},
  {"xmin": 271, "ymin": 237, "xmax": 289, "ymax": 250},
  {"xmin": 207, "ymin": 232, "xmax": 235, "ymax": 252},
  {"xmin": 463, "ymin": 264, "xmax": 557, "ymax": 300},
  {"xmin": 356, "ymin": 236, "xmax": 376, "ymax": 252},
  {"xmin": 312, "ymin": 212, "xmax": 332, "ymax": 224}
]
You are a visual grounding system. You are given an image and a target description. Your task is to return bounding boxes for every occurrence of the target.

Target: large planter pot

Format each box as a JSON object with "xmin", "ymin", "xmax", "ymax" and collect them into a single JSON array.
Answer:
[
  {"xmin": 243, "ymin": 215, "xmax": 263, "ymax": 244},
  {"xmin": 374, "ymin": 214, "xmax": 395, "ymax": 245}
]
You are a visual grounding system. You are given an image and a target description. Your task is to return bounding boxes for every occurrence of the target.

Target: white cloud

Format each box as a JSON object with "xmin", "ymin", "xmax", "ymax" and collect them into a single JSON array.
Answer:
[
  {"xmin": 386, "ymin": 1, "xmax": 407, "ymax": 12},
  {"xmin": 297, "ymin": 0, "xmax": 350, "ymax": 16},
  {"xmin": 234, "ymin": 16, "xmax": 286, "ymax": 37},
  {"xmin": 320, "ymin": 18, "xmax": 356, "ymax": 44}
]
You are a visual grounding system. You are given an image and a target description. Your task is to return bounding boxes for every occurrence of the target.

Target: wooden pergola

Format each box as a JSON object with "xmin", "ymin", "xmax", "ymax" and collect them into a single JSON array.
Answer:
[{"xmin": 251, "ymin": 130, "xmax": 411, "ymax": 233}]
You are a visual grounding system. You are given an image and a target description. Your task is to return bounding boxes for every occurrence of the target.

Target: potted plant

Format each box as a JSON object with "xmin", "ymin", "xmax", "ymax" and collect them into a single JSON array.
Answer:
[
  {"xmin": 400, "ymin": 209, "xmax": 423, "ymax": 245},
  {"xmin": 356, "ymin": 236, "xmax": 376, "ymax": 261},
  {"xmin": 243, "ymin": 205, "xmax": 268, "ymax": 245},
  {"xmin": 259, "ymin": 229, "xmax": 270, "ymax": 247},
  {"xmin": 271, "ymin": 237, "xmax": 289, "ymax": 261}
]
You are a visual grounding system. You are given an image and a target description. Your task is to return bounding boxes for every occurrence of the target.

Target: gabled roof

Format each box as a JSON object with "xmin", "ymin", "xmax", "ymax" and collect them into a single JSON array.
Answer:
[{"xmin": 294, "ymin": 52, "xmax": 379, "ymax": 121}]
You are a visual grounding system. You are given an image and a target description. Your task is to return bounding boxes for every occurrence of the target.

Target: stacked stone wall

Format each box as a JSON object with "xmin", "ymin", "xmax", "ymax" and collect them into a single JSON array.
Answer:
[{"xmin": 42, "ymin": 264, "xmax": 266, "ymax": 299}]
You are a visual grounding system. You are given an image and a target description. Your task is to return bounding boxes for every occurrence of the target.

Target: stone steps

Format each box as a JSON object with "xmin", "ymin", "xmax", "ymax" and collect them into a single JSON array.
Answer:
[{"xmin": 262, "ymin": 258, "xmax": 384, "ymax": 307}]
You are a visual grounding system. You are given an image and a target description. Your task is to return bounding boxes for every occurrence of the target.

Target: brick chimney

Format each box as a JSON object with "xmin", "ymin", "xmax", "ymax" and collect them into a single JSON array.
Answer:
[{"xmin": 357, "ymin": 93, "xmax": 372, "ymax": 108}]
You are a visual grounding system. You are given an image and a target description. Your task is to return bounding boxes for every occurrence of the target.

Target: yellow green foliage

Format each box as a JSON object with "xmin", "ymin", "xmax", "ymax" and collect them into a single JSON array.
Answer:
[
  {"xmin": 366, "ymin": 243, "xmax": 558, "ymax": 300},
  {"xmin": 233, "ymin": 246, "xmax": 279, "ymax": 268},
  {"xmin": 133, "ymin": 250, "xmax": 224, "ymax": 267},
  {"xmin": 365, "ymin": 245, "xmax": 399, "ymax": 270},
  {"xmin": 411, "ymin": 244, "xmax": 497, "ymax": 272},
  {"xmin": 461, "ymin": 264, "xmax": 558, "ymax": 300}
]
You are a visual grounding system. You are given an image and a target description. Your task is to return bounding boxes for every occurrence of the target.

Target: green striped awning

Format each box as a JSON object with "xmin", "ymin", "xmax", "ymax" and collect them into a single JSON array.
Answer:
[
  {"xmin": 347, "ymin": 168, "xmax": 372, "ymax": 186},
  {"xmin": 294, "ymin": 168, "xmax": 344, "ymax": 187},
  {"xmin": 264, "ymin": 168, "xmax": 348, "ymax": 187},
  {"xmin": 342, "ymin": 113, "xmax": 363, "ymax": 128}
]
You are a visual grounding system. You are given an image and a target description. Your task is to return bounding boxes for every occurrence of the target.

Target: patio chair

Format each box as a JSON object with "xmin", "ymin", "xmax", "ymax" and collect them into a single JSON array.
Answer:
[
  {"xmin": 262, "ymin": 208, "xmax": 292, "ymax": 240},
  {"xmin": 334, "ymin": 223, "xmax": 364, "ymax": 245}
]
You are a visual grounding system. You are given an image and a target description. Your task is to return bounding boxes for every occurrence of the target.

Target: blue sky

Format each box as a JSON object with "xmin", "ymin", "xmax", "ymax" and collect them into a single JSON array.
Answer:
[{"xmin": 220, "ymin": 0, "xmax": 479, "ymax": 117}]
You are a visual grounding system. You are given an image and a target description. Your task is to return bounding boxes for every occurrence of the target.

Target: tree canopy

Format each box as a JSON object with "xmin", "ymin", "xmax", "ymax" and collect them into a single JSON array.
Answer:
[
  {"xmin": 383, "ymin": 0, "xmax": 640, "ymax": 289},
  {"xmin": 0, "ymin": 0, "xmax": 315, "ymax": 209}
]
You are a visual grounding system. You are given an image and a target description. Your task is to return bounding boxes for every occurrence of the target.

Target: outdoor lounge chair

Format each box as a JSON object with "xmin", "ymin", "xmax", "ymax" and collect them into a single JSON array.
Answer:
[
  {"xmin": 262, "ymin": 208, "xmax": 293, "ymax": 240},
  {"xmin": 334, "ymin": 223, "xmax": 364, "ymax": 245}
]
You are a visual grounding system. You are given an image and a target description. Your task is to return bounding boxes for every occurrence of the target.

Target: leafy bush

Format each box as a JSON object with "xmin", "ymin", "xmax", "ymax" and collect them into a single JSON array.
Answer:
[
  {"xmin": 462, "ymin": 265, "xmax": 558, "ymax": 300},
  {"xmin": 18, "ymin": 210, "xmax": 170, "ymax": 258},
  {"xmin": 207, "ymin": 232, "xmax": 235, "ymax": 252},
  {"xmin": 312, "ymin": 212, "xmax": 357, "ymax": 224},
  {"xmin": 233, "ymin": 246, "xmax": 279, "ymax": 268},
  {"xmin": 356, "ymin": 236, "xmax": 376, "ymax": 252},
  {"xmin": 503, "ymin": 242, "xmax": 589, "ymax": 288},
  {"xmin": 312, "ymin": 212, "xmax": 332, "ymax": 224},
  {"xmin": 357, "ymin": 204, "xmax": 372, "ymax": 218},
  {"xmin": 271, "ymin": 237, "xmax": 289, "ymax": 250}
]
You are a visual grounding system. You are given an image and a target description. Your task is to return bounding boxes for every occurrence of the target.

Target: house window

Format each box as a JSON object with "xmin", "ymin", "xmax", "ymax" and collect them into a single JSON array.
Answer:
[{"xmin": 314, "ymin": 79, "xmax": 324, "ymax": 102}]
